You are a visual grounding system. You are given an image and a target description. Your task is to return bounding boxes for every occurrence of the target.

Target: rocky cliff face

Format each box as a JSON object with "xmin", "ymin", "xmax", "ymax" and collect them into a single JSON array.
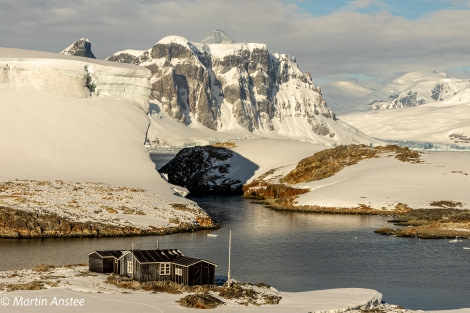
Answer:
[{"xmin": 108, "ymin": 34, "xmax": 341, "ymax": 143}]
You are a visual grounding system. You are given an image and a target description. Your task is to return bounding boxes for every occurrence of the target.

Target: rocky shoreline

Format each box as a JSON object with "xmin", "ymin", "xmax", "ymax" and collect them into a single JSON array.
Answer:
[
  {"xmin": 0, "ymin": 206, "xmax": 218, "ymax": 239},
  {"xmin": 247, "ymin": 199, "xmax": 470, "ymax": 239}
]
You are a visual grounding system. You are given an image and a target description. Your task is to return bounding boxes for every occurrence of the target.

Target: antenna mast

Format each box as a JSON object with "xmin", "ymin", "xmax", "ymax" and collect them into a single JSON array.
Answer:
[{"xmin": 227, "ymin": 229, "xmax": 232, "ymax": 287}]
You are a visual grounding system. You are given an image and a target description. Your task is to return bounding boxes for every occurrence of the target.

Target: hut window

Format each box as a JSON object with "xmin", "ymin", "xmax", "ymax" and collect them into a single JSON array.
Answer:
[
  {"xmin": 127, "ymin": 261, "xmax": 133, "ymax": 273},
  {"xmin": 175, "ymin": 266, "xmax": 183, "ymax": 276},
  {"xmin": 159, "ymin": 263, "xmax": 170, "ymax": 275}
]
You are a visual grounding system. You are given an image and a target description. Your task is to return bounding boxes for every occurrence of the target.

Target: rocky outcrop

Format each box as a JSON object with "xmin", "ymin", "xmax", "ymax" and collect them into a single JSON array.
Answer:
[
  {"xmin": 60, "ymin": 38, "xmax": 96, "ymax": 58},
  {"xmin": 370, "ymin": 91, "xmax": 426, "ymax": 110},
  {"xmin": 159, "ymin": 146, "xmax": 243, "ymax": 195}
]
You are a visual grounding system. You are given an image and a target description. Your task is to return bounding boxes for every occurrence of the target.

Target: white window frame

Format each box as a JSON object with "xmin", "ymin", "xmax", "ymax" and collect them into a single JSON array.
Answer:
[
  {"xmin": 175, "ymin": 266, "xmax": 183, "ymax": 276},
  {"xmin": 159, "ymin": 263, "xmax": 170, "ymax": 275},
  {"xmin": 127, "ymin": 261, "xmax": 133, "ymax": 273}
]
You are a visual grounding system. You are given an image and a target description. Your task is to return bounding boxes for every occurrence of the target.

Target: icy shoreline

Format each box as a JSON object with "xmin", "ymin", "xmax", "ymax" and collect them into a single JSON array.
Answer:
[{"xmin": 0, "ymin": 264, "xmax": 394, "ymax": 313}]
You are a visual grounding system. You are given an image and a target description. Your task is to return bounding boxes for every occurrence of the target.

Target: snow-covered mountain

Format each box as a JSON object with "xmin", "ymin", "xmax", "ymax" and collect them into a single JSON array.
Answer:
[
  {"xmin": 367, "ymin": 71, "xmax": 470, "ymax": 110},
  {"xmin": 201, "ymin": 29, "xmax": 235, "ymax": 44},
  {"xmin": 107, "ymin": 32, "xmax": 375, "ymax": 146},
  {"xmin": 61, "ymin": 37, "xmax": 96, "ymax": 58}
]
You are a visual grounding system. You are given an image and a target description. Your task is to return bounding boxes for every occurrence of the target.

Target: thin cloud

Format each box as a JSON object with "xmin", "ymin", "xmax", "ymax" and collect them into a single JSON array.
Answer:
[
  {"xmin": 342, "ymin": 0, "xmax": 389, "ymax": 11},
  {"xmin": 0, "ymin": 0, "xmax": 469, "ymax": 84}
]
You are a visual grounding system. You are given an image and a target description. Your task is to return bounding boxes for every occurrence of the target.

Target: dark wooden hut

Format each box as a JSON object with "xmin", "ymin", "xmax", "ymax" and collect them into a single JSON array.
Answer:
[
  {"xmin": 89, "ymin": 248, "xmax": 217, "ymax": 286},
  {"xmin": 119, "ymin": 249, "xmax": 184, "ymax": 282},
  {"xmin": 88, "ymin": 250, "xmax": 123, "ymax": 274},
  {"xmin": 171, "ymin": 256, "xmax": 217, "ymax": 286}
]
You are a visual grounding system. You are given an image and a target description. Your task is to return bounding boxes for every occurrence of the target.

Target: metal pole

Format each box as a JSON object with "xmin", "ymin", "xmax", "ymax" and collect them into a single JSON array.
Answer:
[{"xmin": 227, "ymin": 229, "xmax": 232, "ymax": 287}]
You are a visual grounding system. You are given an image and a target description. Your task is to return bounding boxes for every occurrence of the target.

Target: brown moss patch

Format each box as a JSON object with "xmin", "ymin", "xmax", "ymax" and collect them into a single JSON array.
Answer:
[
  {"xmin": 6, "ymin": 280, "xmax": 59, "ymax": 291},
  {"xmin": 211, "ymin": 141, "xmax": 237, "ymax": 148},
  {"xmin": 282, "ymin": 144, "xmax": 422, "ymax": 184}
]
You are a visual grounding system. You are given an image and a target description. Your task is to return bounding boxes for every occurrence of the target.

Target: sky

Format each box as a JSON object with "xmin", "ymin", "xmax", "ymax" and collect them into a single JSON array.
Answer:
[{"xmin": 1, "ymin": 0, "xmax": 470, "ymax": 86}]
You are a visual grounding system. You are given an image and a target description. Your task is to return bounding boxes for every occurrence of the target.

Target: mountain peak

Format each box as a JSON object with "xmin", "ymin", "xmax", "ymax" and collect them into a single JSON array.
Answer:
[
  {"xmin": 157, "ymin": 35, "xmax": 190, "ymax": 46},
  {"xmin": 60, "ymin": 38, "xmax": 96, "ymax": 58},
  {"xmin": 201, "ymin": 29, "xmax": 235, "ymax": 44}
]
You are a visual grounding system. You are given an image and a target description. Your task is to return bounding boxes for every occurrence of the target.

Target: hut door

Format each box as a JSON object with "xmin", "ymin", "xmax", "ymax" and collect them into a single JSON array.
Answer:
[{"xmin": 193, "ymin": 265, "xmax": 202, "ymax": 285}]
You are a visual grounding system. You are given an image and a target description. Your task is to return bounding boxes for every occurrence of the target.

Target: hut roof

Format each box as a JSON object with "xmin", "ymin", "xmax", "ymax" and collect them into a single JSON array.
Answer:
[
  {"xmin": 89, "ymin": 250, "xmax": 123, "ymax": 258},
  {"xmin": 172, "ymin": 255, "xmax": 218, "ymax": 267},
  {"xmin": 123, "ymin": 249, "xmax": 184, "ymax": 263}
]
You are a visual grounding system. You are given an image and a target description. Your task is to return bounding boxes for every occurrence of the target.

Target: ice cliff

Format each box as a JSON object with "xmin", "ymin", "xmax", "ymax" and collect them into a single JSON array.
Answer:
[{"xmin": 0, "ymin": 48, "xmax": 151, "ymax": 111}]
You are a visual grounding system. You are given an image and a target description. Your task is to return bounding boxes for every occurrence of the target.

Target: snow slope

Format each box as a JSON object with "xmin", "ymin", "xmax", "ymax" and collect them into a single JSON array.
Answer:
[
  {"xmin": 0, "ymin": 47, "xmax": 209, "ymax": 232},
  {"xmin": 340, "ymin": 89, "xmax": 470, "ymax": 149},
  {"xmin": 227, "ymin": 139, "xmax": 470, "ymax": 212}
]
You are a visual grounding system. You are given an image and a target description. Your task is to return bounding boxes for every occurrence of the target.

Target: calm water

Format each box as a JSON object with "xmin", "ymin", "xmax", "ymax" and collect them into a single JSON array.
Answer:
[{"xmin": 1, "ymin": 196, "xmax": 469, "ymax": 310}]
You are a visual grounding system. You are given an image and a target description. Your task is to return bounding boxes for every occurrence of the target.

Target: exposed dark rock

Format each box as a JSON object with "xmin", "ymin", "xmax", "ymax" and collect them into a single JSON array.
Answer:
[
  {"xmin": 60, "ymin": 38, "xmax": 96, "ymax": 58},
  {"xmin": 431, "ymin": 83, "xmax": 444, "ymax": 101},
  {"xmin": 107, "ymin": 51, "xmax": 151, "ymax": 65},
  {"xmin": 178, "ymin": 292, "xmax": 224, "ymax": 309},
  {"xmin": 159, "ymin": 146, "xmax": 243, "ymax": 195}
]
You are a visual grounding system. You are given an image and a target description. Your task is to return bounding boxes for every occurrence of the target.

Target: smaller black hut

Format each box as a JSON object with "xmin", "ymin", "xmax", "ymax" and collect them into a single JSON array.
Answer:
[
  {"xmin": 171, "ymin": 256, "xmax": 217, "ymax": 286},
  {"xmin": 88, "ymin": 250, "xmax": 123, "ymax": 274}
]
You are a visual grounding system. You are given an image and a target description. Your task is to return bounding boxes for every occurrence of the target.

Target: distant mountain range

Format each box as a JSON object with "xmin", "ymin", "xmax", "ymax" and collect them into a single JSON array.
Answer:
[
  {"xmin": 366, "ymin": 71, "xmax": 470, "ymax": 110},
  {"xmin": 323, "ymin": 71, "xmax": 470, "ymax": 115},
  {"xmin": 60, "ymin": 33, "xmax": 469, "ymax": 148}
]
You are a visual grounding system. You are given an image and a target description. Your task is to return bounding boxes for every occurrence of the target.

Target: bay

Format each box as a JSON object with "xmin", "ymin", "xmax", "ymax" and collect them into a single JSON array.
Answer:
[{"xmin": 1, "ymin": 195, "xmax": 469, "ymax": 310}]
